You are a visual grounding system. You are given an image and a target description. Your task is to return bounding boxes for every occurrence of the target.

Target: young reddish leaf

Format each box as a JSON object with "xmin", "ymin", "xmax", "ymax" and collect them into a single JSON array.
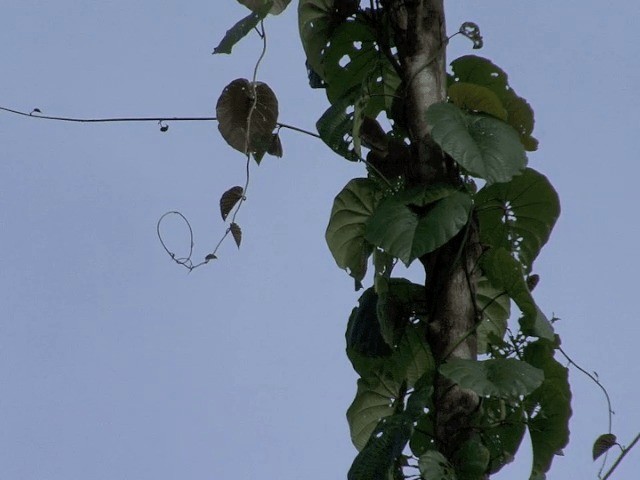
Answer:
[
  {"xmin": 592, "ymin": 433, "xmax": 617, "ymax": 461},
  {"xmin": 230, "ymin": 223, "xmax": 242, "ymax": 248},
  {"xmin": 220, "ymin": 186, "xmax": 244, "ymax": 221}
]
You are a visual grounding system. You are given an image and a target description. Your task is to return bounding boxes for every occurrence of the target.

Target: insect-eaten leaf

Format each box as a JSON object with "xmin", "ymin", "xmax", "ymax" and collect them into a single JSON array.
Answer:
[
  {"xmin": 230, "ymin": 222, "xmax": 242, "ymax": 248},
  {"xmin": 212, "ymin": 2, "xmax": 273, "ymax": 55},
  {"xmin": 459, "ymin": 21, "xmax": 483, "ymax": 49},
  {"xmin": 216, "ymin": 78, "xmax": 279, "ymax": 158},
  {"xmin": 592, "ymin": 433, "xmax": 617, "ymax": 461},
  {"xmin": 220, "ymin": 186, "xmax": 244, "ymax": 221}
]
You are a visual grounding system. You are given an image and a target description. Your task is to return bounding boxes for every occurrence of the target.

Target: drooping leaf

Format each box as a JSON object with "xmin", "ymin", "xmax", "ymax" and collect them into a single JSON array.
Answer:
[
  {"xmin": 426, "ymin": 102, "xmax": 527, "ymax": 184},
  {"xmin": 237, "ymin": 0, "xmax": 291, "ymax": 15},
  {"xmin": 346, "ymin": 287, "xmax": 393, "ymax": 358},
  {"xmin": 298, "ymin": 0, "xmax": 336, "ymax": 78},
  {"xmin": 365, "ymin": 186, "xmax": 471, "ymax": 266},
  {"xmin": 326, "ymin": 178, "xmax": 383, "ymax": 285},
  {"xmin": 450, "ymin": 55, "xmax": 538, "ymax": 151},
  {"xmin": 220, "ymin": 186, "xmax": 244, "ymax": 221},
  {"xmin": 216, "ymin": 78, "xmax": 279, "ymax": 157},
  {"xmin": 476, "ymin": 276, "xmax": 510, "ymax": 354},
  {"xmin": 523, "ymin": 341, "xmax": 572, "ymax": 479},
  {"xmin": 592, "ymin": 433, "xmax": 617, "ymax": 461},
  {"xmin": 230, "ymin": 222, "xmax": 242, "ymax": 248},
  {"xmin": 448, "ymin": 82, "xmax": 507, "ymax": 120},
  {"xmin": 348, "ymin": 413, "xmax": 413, "ymax": 480},
  {"xmin": 212, "ymin": 2, "xmax": 273, "ymax": 54},
  {"xmin": 480, "ymin": 248, "xmax": 554, "ymax": 341},
  {"xmin": 266, "ymin": 132, "xmax": 283, "ymax": 157},
  {"xmin": 439, "ymin": 358, "xmax": 544, "ymax": 399},
  {"xmin": 418, "ymin": 450, "xmax": 457, "ymax": 480},
  {"xmin": 476, "ymin": 168, "xmax": 560, "ymax": 273}
]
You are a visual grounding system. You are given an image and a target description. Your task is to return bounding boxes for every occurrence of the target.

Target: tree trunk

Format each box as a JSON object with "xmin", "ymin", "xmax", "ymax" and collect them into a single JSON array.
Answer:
[{"xmin": 385, "ymin": 0, "xmax": 482, "ymax": 463}]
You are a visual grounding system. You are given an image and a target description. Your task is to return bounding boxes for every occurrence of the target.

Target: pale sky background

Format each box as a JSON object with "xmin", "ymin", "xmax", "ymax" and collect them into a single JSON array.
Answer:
[{"xmin": 1, "ymin": 1, "xmax": 638, "ymax": 479}]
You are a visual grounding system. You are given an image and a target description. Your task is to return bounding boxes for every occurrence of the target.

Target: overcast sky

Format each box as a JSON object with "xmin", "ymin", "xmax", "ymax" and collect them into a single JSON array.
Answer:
[{"xmin": 1, "ymin": 1, "xmax": 638, "ymax": 479}]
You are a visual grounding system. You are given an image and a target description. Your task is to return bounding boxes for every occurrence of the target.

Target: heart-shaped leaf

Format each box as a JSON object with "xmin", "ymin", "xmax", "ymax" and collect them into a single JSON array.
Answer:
[
  {"xmin": 216, "ymin": 78, "xmax": 279, "ymax": 157},
  {"xmin": 365, "ymin": 186, "xmax": 471, "ymax": 266},
  {"xmin": 427, "ymin": 102, "xmax": 527, "ymax": 184},
  {"xmin": 592, "ymin": 433, "xmax": 617, "ymax": 461}
]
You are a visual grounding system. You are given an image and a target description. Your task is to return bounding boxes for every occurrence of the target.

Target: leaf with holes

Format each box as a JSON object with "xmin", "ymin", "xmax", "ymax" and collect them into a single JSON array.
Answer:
[
  {"xmin": 323, "ymin": 21, "xmax": 400, "ymax": 114},
  {"xmin": 523, "ymin": 341, "xmax": 572, "ymax": 479},
  {"xmin": 237, "ymin": 0, "xmax": 291, "ymax": 15},
  {"xmin": 216, "ymin": 78, "xmax": 278, "ymax": 157},
  {"xmin": 220, "ymin": 186, "xmax": 244, "ymax": 221},
  {"xmin": 298, "ymin": 0, "xmax": 336, "ymax": 78},
  {"xmin": 427, "ymin": 102, "xmax": 527, "ymax": 184},
  {"xmin": 592, "ymin": 433, "xmax": 617, "ymax": 461},
  {"xmin": 212, "ymin": 2, "xmax": 273, "ymax": 55},
  {"xmin": 365, "ymin": 186, "xmax": 471, "ymax": 266},
  {"xmin": 440, "ymin": 358, "xmax": 544, "ymax": 399},
  {"xmin": 476, "ymin": 275, "xmax": 511, "ymax": 354},
  {"xmin": 317, "ymin": 95, "xmax": 359, "ymax": 161},
  {"xmin": 450, "ymin": 55, "xmax": 538, "ymax": 151},
  {"xmin": 326, "ymin": 178, "xmax": 383, "ymax": 285},
  {"xmin": 230, "ymin": 223, "xmax": 242, "ymax": 248},
  {"xmin": 481, "ymin": 247, "xmax": 554, "ymax": 340},
  {"xmin": 476, "ymin": 168, "xmax": 560, "ymax": 273},
  {"xmin": 448, "ymin": 82, "xmax": 507, "ymax": 120}
]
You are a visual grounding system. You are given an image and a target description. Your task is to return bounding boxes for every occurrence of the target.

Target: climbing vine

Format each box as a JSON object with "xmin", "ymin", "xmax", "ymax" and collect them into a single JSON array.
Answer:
[{"xmin": 2, "ymin": 1, "xmax": 637, "ymax": 479}]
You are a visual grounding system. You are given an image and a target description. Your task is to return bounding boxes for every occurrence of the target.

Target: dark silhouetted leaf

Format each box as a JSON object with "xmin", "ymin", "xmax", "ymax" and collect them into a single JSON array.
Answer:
[
  {"xmin": 592, "ymin": 433, "xmax": 617, "ymax": 461},
  {"xmin": 230, "ymin": 222, "xmax": 242, "ymax": 248},
  {"xmin": 238, "ymin": 0, "xmax": 291, "ymax": 15},
  {"xmin": 212, "ymin": 2, "xmax": 272, "ymax": 55},
  {"xmin": 205, "ymin": 253, "xmax": 218, "ymax": 261},
  {"xmin": 220, "ymin": 186, "xmax": 244, "ymax": 221},
  {"xmin": 267, "ymin": 133, "xmax": 283, "ymax": 157},
  {"xmin": 216, "ymin": 78, "xmax": 279, "ymax": 157},
  {"xmin": 159, "ymin": 124, "xmax": 169, "ymax": 132}
]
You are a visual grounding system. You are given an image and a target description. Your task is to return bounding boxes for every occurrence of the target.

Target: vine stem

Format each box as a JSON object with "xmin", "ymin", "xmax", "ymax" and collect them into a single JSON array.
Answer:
[{"xmin": 601, "ymin": 432, "xmax": 640, "ymax": 480}]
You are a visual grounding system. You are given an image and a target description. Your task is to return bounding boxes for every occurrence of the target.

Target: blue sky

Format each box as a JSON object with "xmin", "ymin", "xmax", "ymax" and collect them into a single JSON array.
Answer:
[{"xmin": 1, "ymin": 1, "xmax": 638, "ymax": 479}]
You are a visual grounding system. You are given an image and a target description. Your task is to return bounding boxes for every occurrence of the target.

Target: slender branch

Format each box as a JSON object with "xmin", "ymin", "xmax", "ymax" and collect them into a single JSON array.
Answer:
[{"xmin": 602, "ymin": 433, "xmax": 640, "ymax": 480}]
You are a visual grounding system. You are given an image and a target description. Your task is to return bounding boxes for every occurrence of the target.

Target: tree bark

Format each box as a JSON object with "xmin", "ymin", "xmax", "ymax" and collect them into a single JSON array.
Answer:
[{"xmin": 384, "ymin": 0, "xmax": 482, "ymax": 463}]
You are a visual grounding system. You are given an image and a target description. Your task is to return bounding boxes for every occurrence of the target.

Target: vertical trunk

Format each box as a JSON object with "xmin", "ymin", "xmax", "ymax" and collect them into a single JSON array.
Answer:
[{"xmin": 385, "ymin": 0, "xmax": 482, "ymax": 462}]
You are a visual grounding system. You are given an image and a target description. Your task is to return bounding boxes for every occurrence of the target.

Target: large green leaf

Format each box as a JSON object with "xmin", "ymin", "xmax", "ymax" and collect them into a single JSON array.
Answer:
[
  {"xmin": 480, "ymin": 248, "xmax": 554, "ymax": 340},
  {"xmin": 418, "ymin": 450, "xmax": 457, "ymax": 480},
  {"xmin": 523, "ymin": 341, "xmax": 571, "ymax": 480},
  {"xmin": 476, "ymin": 168, "xmax": 560, "ymax": 273},
  {"xmin": 237, "ymin": 0, "xmax": 291, "ymax": 15},
  {"xmin": 439, "ymin": 358, "xmax": 544, "ymax": 399},
  {"xmin": 212, "ymin": 2, "xmax": 273, "ymax": 54},
  {"xmin": 426, "ymin": 103, "xmax": 527, "ymax": 184},
  {"xmin": 346, "ymin": 287, "xmax": 393, "ymax": 358},
  {"xmin": 476, "ymin": 276, "xmax": 510, "ymax": 354},
  {"xmin": 347, "ymin": 376, "xmax": 397, "ymax": 451},
  {"xmin": 298, "ymin": 0, "xmax": 336, "ymax": 78},
  {"xmin": 348, "ymin": 413, "xmax": 413, "ymax": 480},
  {"xmin": 365, "ymin": 186, "xmax": 472, "ymax": 266},
  {"xmin": 316, "ymin": 94, "xmax": 359, "ymax": 161},
  {"xmin": 326, "ymin": 178, "xmax": 383, "ymax": 285},
  {"xmin": 450, "ymin": 55, "xmax": 538, "ymax": 151}
]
